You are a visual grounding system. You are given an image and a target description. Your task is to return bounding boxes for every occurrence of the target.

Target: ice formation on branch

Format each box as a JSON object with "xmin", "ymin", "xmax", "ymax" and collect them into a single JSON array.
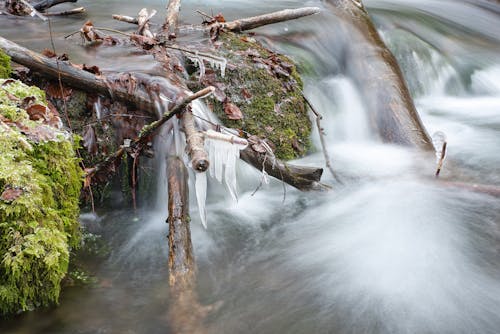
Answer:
[
  {"xmin": 193, "ymin": 129, "xmax": 248, "ymax": 228},
  {"xmin": 187, "ymin": 52, "xmax": 227, "ymax": 80}
]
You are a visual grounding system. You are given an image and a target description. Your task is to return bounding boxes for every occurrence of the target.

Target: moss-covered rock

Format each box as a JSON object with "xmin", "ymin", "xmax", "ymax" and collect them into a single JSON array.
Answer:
[
  {"xmin": 0, "ymin": 79, "xmax": 82, "ymax": 315},
  {"xmin": 189, "ymin": 32, "xmax": 312, "ymax": 160},
  {"xmin": 0, "ymin": 50, "xmax": 11, "ymax": 79}
]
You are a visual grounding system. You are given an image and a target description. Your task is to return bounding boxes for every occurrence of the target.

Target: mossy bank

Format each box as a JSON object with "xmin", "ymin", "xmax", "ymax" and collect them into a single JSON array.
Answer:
[{"xmin": 0, "ymin": 78, "xmax": 82, "ymax": 315}]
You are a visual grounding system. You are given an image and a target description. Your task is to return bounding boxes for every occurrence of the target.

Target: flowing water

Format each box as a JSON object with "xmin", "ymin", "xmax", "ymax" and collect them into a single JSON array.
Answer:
[{"xmin": 1, "ymin": 0, "xmax": 500, "ymax": 333}]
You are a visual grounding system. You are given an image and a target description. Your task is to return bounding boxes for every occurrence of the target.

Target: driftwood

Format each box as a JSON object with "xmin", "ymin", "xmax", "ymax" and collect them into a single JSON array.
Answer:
[
  {"xmin": 324, "ymin": 0, "xmax": 432, "ymax": 150},
  {"xmin": 163, "ymin": 0, "xmax": 181, "ymax": 37},
  {"xmin": 0, "ymin": 34, "xmax": 325, "ymax": 190},
  {"xmin": 117, "ymin": 7, "xmax": 321, "ymax": 34},
  {"xmin": 215, "ymin": 7, "xmax": 321, "ymax": 32}
]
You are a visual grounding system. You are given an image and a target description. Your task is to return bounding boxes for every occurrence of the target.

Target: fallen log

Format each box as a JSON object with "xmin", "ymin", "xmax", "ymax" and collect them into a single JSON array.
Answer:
[
  {"xmin": 323, "ymin": 0, "xmax": 433, "ymax": 150},
  {"xmin": 0, "ymin": 36, "xmax": 159, "ymax": 114},
  {"xmin": 163, "ymin": 0, "xmax": 181, "ymax": 37}
]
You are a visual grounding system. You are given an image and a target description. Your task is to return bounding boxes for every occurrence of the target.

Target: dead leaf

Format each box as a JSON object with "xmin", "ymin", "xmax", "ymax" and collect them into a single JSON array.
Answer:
[
  {"xmin": 224, "ymin": 102, "xmax": 243, "ymax": 120},
  {"xmin": 241, "ymin": 88, "xmax": 252, "ymax": 99},
  {"xmin": 80, "ymin": 20, "xmax": 102, "ymax": 42},
  {"xmin": 42, "ymin": 49, "xmax": 57, "ymax": 58},
  {"xmin": 214, "ymin": 13, "xmax": 226, "ymax": 23},
  {"xmin": 26, "ymin": 104, "xmax": 49, "ymax": 121},
  {"xmin": 45, "ymin": 82, "xmax": 73, "ymax": 100},
  {"xmin": 0, "ymin": 187, "xmax": 23, "ymax": 202}
]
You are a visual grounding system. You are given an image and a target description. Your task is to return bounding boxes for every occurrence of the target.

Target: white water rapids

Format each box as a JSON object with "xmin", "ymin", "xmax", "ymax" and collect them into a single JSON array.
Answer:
[{"xmin": 1, "ymin": 0, "xmax": 500, "ymax": 333}]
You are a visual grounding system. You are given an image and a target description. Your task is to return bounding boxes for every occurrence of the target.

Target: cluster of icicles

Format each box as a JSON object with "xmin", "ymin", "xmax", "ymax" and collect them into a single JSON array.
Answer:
[{"xmin": 195, "ymin": 129, "xmax": 248, "ymax": 228}]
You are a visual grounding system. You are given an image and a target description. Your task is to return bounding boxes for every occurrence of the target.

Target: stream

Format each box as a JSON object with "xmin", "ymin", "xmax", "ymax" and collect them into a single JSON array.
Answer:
[{"xmin": 1, "ymin": 0, "xmax": 500, "ymax": 333}]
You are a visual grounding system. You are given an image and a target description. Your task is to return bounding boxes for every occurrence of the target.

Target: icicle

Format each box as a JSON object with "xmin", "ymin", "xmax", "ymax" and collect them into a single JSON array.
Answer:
[
  {"xmin": 195, "ymin": 172, "xmax": 208, "ymax": 228},
  {"xmin": 94, "ymin": 97, "xmax": 102, "ymax": 121},
  {"xmin": 224, "ymin": 145, "xmax": 239, "ymax": 201},
  {"xmin": 187, "ymin": 52, "xmax": 227, "ymax": 80},
  {"xmin": 203, "ymin": 129, "xmax": 248, "ymax": 202}
]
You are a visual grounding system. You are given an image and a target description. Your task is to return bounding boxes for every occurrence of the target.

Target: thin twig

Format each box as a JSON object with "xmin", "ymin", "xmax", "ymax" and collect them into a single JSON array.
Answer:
[
  {"xmin": 196, "ymin": 9, "xmax": 214, "ymax": 21},
  {"xmin": 303, "ymin": 94, "xmax": 342, "ymax": 184},
  {"xmin": 44, "ymin": 7, "xmax": 85, "ymax": 16},
  {"xmin": 49, "ymin": 17, "xmax": 95, "ymax": 212}
]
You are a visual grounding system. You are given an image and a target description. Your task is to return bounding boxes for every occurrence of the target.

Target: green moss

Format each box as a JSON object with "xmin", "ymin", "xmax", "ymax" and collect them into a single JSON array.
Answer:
[
  {"xmin": 0, "ymin": 79, "xmax": 82, "ymax": 315},
  {"xmin": 0, "ymin": 51, "xmax": 11, "ymax": 79},
  {"xmin": 191, "ymin": 32, "xmax": 312, "ymax": 160}
]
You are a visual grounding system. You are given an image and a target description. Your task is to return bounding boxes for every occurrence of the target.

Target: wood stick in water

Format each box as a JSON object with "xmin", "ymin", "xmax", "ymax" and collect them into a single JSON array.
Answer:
[
  {"xmin": 183, "ymin": 109, "xmax": 209, "ymax": 172},
  {"xmin": 0, "ymin": 36, "xmax": 157, "ymax": 114},
  {"xmin": 112, "ymin": 14, "xmax": 138, "ymax": 24},
  {"xmin": 240, "ymin": 147, "xmax": 328, "ymax": 191},
  {"xmin": 167, "ymin": 156, "xmax": 195, "ymax": 288},
  {"xmin": 219, "ymin": 7, "xmax": 321, "ymax": 32},
  {"xmin": 164, "ymin": 0, "xmax": 181, "ymax": 37}
]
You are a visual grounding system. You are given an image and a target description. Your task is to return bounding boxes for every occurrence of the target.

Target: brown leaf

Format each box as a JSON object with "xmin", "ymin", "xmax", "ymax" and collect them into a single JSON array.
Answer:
[
  {"xmin": 1, "ymin": 79, "xmax": 16, "ymax": 86},
  {"xmin": 26, "ymin": 104, "xmax": 49, "ymax": 121},
  {"xmin": 80, "ymin": 20, "xmax": 102, "ymax": 42},
  {"xmin": 248, "ymin": 135, "xmax": 267, "ymax": 153},
  {"xmin": 42, "ymin": 49, "xmax": 57, "ymax": 58},
  {"xmin": 224, "ymin": 102, "xmax": 243, "ymax": 120},
  {"xmin": 213, "ymin": 88, "xmax": 227, "ymax": 102},
  {"xmin": 241, "ymin": 88, "xmax": 252, "ymax": 100},
  {"xmin": 214, "ymin": 13, "xmax": 226, "ymax": 23},
  {"xmin": 0, "ymin": 187, "xmax": 23, "ymax": 202},
  {"xmin": 45, "ymin": 82, "xmax": 73, "ymax": 100},
  {"xmin": 82, "ymin": 64, "xmax": 101, "ymax": 75}
]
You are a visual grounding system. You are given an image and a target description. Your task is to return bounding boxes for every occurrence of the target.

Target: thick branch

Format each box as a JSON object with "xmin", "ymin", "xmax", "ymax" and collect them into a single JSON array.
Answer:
[
  {"xmin": 164, "ymin": 0, "xmax": 181, "ymax": 37},
  {"xmin": 325, "ymin": 0, "xmax": 432, "ymax": 149},
  {"xmin": 167, "ymin": 156, "xmax": 195, "ymax": 289},
  {"xmin": 0, "ymin": 36, "xmax": 158, "ymax": 113},
  {"xmin": 240, "ymin": 148, "xmax": 328, "ymax": 191},
  {"xmin": 218, "ymin": 7, "xmax": 321, "ymax": 32},
  {"xmin": 32, "ymin": 0, "xmax": 77, "ymax": 11},
  {"xmin": 183, "ymin": 109, "xmax": 209, "ymax": 172}
]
